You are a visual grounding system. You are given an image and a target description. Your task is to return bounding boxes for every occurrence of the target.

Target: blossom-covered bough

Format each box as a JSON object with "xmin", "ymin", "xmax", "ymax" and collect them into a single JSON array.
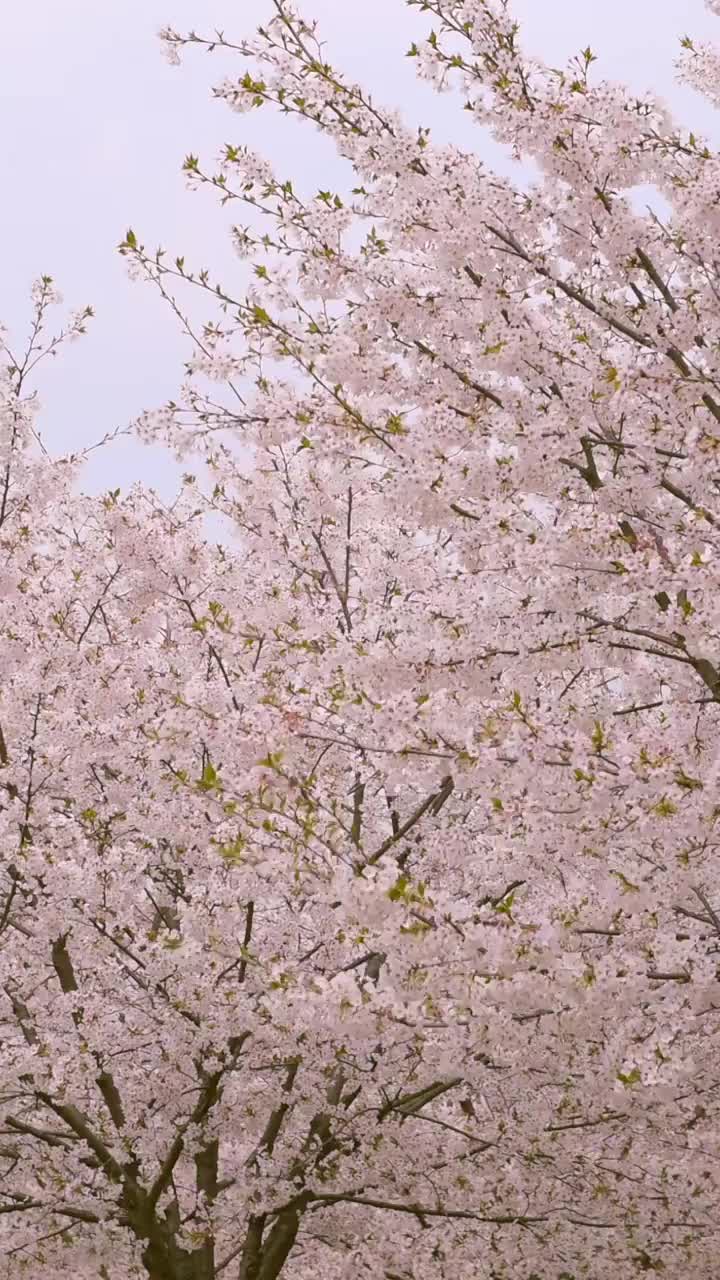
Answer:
[{"xmin": 2, "ymin": 1, "xmax": 720, "ymax": 1276}]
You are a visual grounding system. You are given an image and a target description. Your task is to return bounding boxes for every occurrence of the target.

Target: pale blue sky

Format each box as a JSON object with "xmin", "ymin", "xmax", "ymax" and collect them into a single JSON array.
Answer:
[{"xmin": 2, "ymin": 0, "xmax": 718, "ymax": 504}]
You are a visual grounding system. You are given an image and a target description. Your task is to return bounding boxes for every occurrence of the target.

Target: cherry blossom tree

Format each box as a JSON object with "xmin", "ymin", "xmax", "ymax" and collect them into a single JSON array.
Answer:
[{"xmin": 3, "ymin": 1, "xmax": 720, "ymax": 1277}]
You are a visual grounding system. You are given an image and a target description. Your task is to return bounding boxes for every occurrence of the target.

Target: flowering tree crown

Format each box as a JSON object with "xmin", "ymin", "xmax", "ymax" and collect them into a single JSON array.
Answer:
[{"xmin": 3, "ymin": 2, "xmax": 720, "ymax": 1277}]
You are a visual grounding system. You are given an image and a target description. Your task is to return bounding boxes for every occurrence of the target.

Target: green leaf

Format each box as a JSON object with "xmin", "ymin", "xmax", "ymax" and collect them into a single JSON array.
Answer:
[
  {"xmin": 258, "ymin": 750, "xmax": 284, "ymax": 771},
  {"xmin": 612, "ymin": 871, "xmax": 639, "ymax": 893},
  {"xmin": 494, "ymin": 892, "xmax": 515, "ymax": 917},
  {"xmin": 216, "ymin": 834, "xmax": 246, "ymax": 865},
  {"xmin": 197, "ymin": 762, "xmax": 222, "ymax": 793},
  {"xmin": 385, "ymin": 412, "xmax": 408, "ymax": 436},
  {"xmin": 653, "ymin": 796, "xmax": 677, "ymax": 818},
  {"xmin": 388, "ymin": 873, "xmax": 411, "ymax": 903},
  {"xmin": 674, "ymin": 769, "xmax": 703, "ymax": 791}
]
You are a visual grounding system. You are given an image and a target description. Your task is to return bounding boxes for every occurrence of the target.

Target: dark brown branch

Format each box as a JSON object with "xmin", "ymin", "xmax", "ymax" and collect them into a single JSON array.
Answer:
[
  {"xmin": 413, "ymin": 335, "xmax": 503, "ymax": 408},
  {"xmin": 546, "ymin": 1111, "xmax": 627, "ymax": 1132},
  {"xmin": 350, "ymin": 774, "xmax": 365, "ymax": 849},
  {"xmin": 51, "ymin": 935, "xmax": 78, "ymax": 994},
  {"xmin": 661, "ymin": 476, "xmax": 717, "ymax": 526},
  {"xmin": 146, "ymin": 1060, "xmax": 228, "ymax": 1214},
  {"xmin": 480, "ymin": 228, "xmax": 655, "ymax": 350},
  {"xmin": 255, "ymin": 1202, "xmax": 307, "ymax": 1280},
  {"xmin": 692, "ymin": 887, "xmax": 720, "ymax": 935},
  {"xmin": 363, "ymin": 775, "xmax": 455, "ymax": 868},
  {"xmin": 634, "ymin": 247, "xmax": 678, "ymax": 312},
  {"xmin": 5, "ymin": 986, "xmax": 38, "ymax": 1046},
  {"xmin": 450, "ymin": 501, "xmax": 484, "ymax": 522},
  {"xmin": 378, "ymin": 1078, "xmax": 463, "ymax": 1122},
  {"xmin": 4, "ymin": 1118, "xmax": 75, "ymax": 1148},
  {"xmin": 96, "ymin": 1070, "xmax": 125, "ymax": 1130},
  {"xmin": 646, "ymin": 970, "xmax": 690, "ymax": 983},
  {"xmin": 239, "ymin": 900, "xmax": 254, "ymax": 983},
  {"xmin": 195, "ymin": 1137, "xmax": 219, "ymax": 1202},
  {"xmin": 311, "ymin": 526, "xmax": 353, "ymax": 633},
  {"xmin": 0, "ymin": 871, "xmax": 19, "ymax": 938},
  {"xmin": 573, "ymin": 928, "xmax": 622, "ymax": 937},
  {"xmin": 478, "ymin": 880, "xmax": 525, "ymax": 910},
  {"xmin": 308, "ymin": 1189, "xmax": 547, "ymax": 1226},
  {"xmin": 612, "ymin": 700, "xmax": 665, "ymax": 717},
  {"xmin": 248, "ymin": 1059, "xmax": 300, "ymax": 1164},
  {"xmin": 0, "ymin": 1196, "xmax": 102, "ymax": 1224},
  {"xmin": 36, "ymin": 1095, "xmax": 125, "ymax": 1183},
  {"xmin": 344, "ymin": 485, "xmax": 353, "ymax": 605},
  {"xmin": 559, "ymin": 436, "xmax": 603, "ymax": 491},
  {"xmin": 236, "ymin": 1213, "xmax": 266, "ymax": 1280}
]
